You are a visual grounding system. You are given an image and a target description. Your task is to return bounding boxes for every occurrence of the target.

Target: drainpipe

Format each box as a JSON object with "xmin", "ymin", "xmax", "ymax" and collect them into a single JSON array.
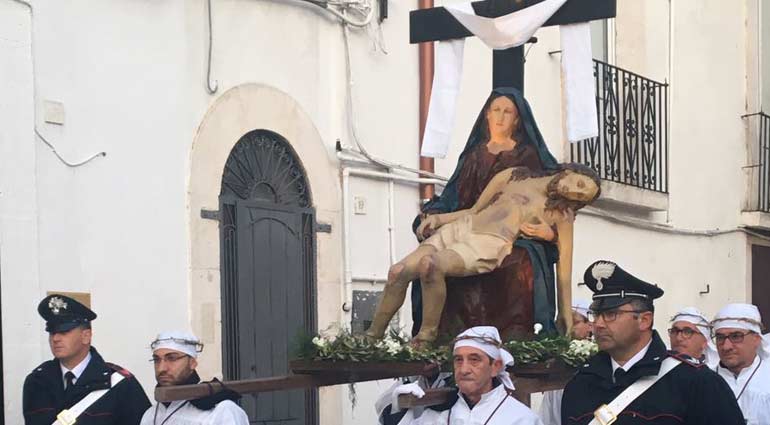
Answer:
[{"xmin": 418, "ymin": 0, "xmax": 435, "ymax": 204}]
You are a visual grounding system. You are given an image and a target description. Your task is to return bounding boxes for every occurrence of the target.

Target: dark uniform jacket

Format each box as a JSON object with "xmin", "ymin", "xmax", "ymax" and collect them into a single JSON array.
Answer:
[
  {"xmin": 23, "ymin": 347, "xmax": 151, "ymax": 425},
  {"xmin": 561, "ymin": 331, "xmax": 745, "ymax": 425}
]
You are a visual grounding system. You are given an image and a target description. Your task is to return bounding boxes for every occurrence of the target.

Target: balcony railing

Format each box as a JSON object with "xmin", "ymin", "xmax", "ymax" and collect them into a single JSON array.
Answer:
[
  {"xmin": 746, "ymin": 112, "xmax": 770, "ymax": 213},
  {"xmin": 571, "ymin": 60, "xmax": 669, "ymax": 193}
]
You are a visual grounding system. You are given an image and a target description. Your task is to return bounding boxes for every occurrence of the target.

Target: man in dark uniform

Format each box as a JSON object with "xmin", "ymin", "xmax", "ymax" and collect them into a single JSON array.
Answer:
[
  {"xmin": 561, "ymin": 261, "xmax": 745, "ymax": 425},
  {"xmin": 23, "ymin": 294, "xmax": 151, "ymax": 425}
]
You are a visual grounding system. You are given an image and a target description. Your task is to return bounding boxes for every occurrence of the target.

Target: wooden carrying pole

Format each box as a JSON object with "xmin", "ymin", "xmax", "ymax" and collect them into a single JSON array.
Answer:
[
  {"xmin": 155, "ymin": 361, "xmax": 574, "ymax": 408},
  {"xmin": 156, "ymin": 372, "xmax": 389, "ymax": 402},
  {"xmin": 155, "ymin": 361, "xmax": 438, "ymax": 403}
]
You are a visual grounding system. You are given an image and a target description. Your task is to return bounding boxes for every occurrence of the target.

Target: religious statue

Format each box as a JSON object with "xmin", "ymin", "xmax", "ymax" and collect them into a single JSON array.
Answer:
[
  {"xmin": 412, "ymin": 88, "xmax": 562, "ymax": 341},
  {"xmin": 365, "ymin": 164, "xmax": 601, "ymax": 344}
]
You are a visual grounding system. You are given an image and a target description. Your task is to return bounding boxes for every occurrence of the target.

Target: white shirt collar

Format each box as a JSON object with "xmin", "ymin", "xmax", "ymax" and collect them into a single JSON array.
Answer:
[
  {"xmin": 611, "ymin": 338, "xmax": 652, "ymax": 374},
  {"xmin": 717, "ymin": 354, "xmax": 761, "ymax": 381},
  {"xmin": 60, "ymin": 351, "xmax": 92, "ymax": 385}
]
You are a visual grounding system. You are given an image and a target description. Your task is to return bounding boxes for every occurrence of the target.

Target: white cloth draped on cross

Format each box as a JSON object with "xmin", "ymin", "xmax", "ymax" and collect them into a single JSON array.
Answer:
[{"xmin": 421, "ymin": 0, "xmax": 598, "ymax": 158}]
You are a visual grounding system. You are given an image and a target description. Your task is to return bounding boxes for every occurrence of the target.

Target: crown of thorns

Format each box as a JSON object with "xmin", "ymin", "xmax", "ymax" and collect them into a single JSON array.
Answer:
[
  {"xmin": 670, "ymin": 313, "xmax": 711, "ymax": 328},
  {"xmin": 150, "ymin": 337, "xmax": 205, "ymax": 353},
  {"xmin": 711, "ymin": 316, "xmax": 766, "ymax": 331},
  {"xmin": 451, "ymin": 335, "xmax": 502, "ymax": 348}
]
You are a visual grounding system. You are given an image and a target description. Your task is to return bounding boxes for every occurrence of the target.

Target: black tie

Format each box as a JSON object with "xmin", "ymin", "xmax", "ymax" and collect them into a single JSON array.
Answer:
[
  {"xmin": 613, "ymin": 368, "xmax": 626, "ymax": 383},
  {"xmin": 64, "ymin": 371, "xmax": 76, "ymax": 391}
]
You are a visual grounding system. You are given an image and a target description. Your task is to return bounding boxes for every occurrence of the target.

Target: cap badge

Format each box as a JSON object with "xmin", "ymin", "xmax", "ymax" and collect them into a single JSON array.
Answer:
[
  {"xmin": 48, "ymin": 297, "xmax": 68, "ymax": 315},
  {"xmin": 592, "ymin": 262, "xmax": 616, "ymax": 291}
]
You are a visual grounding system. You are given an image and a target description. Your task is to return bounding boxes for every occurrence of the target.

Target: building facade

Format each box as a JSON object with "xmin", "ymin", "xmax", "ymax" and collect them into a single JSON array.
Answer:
[{"xmin": 1, "ymin": 0, "xmax": 768, "ymax": 423}]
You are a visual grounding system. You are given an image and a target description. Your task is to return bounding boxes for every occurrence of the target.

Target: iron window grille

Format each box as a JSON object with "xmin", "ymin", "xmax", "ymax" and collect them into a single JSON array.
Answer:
[
  {"xmin": 745, "ymin": 112, "xmax": 770, "ymax": 213},
  {"xmin": 571, "ymin": 60, "xmax": 669, "ymax": 193}
]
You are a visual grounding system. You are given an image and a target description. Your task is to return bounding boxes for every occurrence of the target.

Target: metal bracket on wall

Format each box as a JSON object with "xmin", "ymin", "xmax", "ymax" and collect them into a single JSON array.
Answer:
[
  {"xmin": 201, "ymin": 209, "xmax": 220, "ymax": 221},
  {"xmin": 315, "ymin": 222, "xmax": 332, "ymax": 233},
  {"xmin": 699, "ymin": 284, "xmax": 710, "ymax": 295}
]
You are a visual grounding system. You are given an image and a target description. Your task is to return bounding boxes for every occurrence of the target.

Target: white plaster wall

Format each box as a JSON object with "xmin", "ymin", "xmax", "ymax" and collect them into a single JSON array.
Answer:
[
  {"xmin": 572, "ymin": 215, "xmax": 749, "ymax": 323},
  {"xmin": 0, "ymin": 2, "xmax": 39, "ymax": 422},
  {"xmin": 614, "ymin": 0, "xmax": 669, "ymax": 82},
  {"xmin": 24, "ymin": 0, "xmax": 195, "ymax": 405},
  {"xmin": 666, "ymin": 0, "xmax": 747, "ymax": 230}
]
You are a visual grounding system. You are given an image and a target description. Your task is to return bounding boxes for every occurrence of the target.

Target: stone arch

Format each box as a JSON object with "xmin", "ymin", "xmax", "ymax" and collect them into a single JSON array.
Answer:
[{"xmin": 187, "ymin": 84, "xmax": 341, "ymax": 380}]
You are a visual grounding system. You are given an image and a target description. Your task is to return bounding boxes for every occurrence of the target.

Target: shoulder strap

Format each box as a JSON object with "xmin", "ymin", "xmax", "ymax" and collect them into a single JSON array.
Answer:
[
  {"xmin": 51, "ymin": 372, "xmax": 125, "ymax": 425},
  {"xmin": 589, "ymin": 357, "xmax": 681, "ymax": 425}
]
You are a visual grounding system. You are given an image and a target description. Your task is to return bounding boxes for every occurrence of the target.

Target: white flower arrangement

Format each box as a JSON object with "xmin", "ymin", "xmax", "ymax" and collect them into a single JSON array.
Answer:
[
  {"xmin": 375, "ymin": 334, "xmax": 405, "ymax": 356},
  {"xmin": 567, "ymin": 339, "xmax": 598, "ymax": 358}
]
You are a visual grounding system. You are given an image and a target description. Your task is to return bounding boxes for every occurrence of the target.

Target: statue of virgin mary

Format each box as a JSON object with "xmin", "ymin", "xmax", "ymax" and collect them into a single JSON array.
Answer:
[{"xmin": 412, "ymin": 86, "xmax": 561, "ymax": 340}]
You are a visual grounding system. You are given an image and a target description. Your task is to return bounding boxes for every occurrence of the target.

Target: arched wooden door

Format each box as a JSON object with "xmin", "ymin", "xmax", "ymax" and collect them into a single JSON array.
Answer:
[{"xmin": 219, "ymin": 130, "xmax": 317, "ymax": 425}]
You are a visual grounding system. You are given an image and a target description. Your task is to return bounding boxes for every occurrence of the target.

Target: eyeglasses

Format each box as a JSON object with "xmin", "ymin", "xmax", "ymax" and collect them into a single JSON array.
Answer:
[
  {"xmin": 667, "ymin": 327, "xmax": 699, "ymax": 339},
  {"xmin": 587, "ymin": 309, "xmax": 644, "ymax": 323},
  {"xmin": 150, "ymin": 353, "xmax": 190, "ymax": 365},
  {"xmin": 713, "ymin": 331, "xmax": 755, "ymax": 345}
]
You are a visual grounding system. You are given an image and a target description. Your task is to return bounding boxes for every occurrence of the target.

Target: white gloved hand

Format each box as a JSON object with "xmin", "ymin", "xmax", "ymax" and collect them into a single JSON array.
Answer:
[{"xmin": 391, "ymin": 381, "xmax": 425, "ymax": 412}]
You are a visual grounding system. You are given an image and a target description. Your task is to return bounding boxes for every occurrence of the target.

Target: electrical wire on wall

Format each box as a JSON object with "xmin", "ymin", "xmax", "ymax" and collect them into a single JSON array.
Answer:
[
  {"xmin": 206, "ymin": 0, "xmax": 218, "ymax": 94},
  {"xmin": 303, "ymin": 0, "xmax": 375, "ymax": 27},
  {"xmin": 270, "ymin": 0, "xmax": 434, "ymax": 178},
  {"xmin": 35, "ymin": 130, "xmax": 106, "ymax": 168},
  {"xmin": 11, "ymin": 0, "xmax": 106, "ymax": 168},
  {"xmin": 339, "ymin": 9, "xmax": 447, "ymax": 181}
]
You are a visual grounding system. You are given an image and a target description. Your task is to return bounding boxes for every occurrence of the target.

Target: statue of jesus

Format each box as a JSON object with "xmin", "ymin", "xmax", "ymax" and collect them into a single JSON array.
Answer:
[{"xmin": 365, "ymin": 164, "xmax": 601, "ymax": 344}]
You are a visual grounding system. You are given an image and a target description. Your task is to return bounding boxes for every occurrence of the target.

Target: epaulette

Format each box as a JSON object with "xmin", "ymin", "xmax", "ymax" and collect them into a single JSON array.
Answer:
[
  {"xmin": 30, "ymin": 359, "xmax": 57, "ymax": 374},
  {"xmin": 667, "ymin": 351, "xmax": 705, "ymax": 368},
  {"xmin": 106, "ymin": 362, "xmax": 134, "ymax": 378}
]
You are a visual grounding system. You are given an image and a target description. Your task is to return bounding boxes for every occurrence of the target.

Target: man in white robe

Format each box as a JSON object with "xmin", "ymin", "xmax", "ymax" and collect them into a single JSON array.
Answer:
[
  {"xmin": 140, "ymin": 331, "xmax": 249, "ymax": 425},
  {"xmin": 712, "ymin": 304, "xmax": 770, "ymax": 425},
  {"xmin": 668, "ymin": 306, "xmax": 718, "ymax": 367},
  {"xmin": 383, "ymin": 326, "xmax": 543, "ymax": 425}
]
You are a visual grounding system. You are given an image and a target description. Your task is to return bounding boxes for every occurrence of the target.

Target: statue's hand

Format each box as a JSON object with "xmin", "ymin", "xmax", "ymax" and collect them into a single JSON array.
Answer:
[
  {"xmin": 520, "ymin": 222, "xmax": 555, "ymax": 241},
  {"xmin": 416, "ymin": 215, "xmax": 440, "ymax": 241}
]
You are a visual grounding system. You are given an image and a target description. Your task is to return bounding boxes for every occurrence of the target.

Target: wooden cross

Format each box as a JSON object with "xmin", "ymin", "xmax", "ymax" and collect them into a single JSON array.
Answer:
[{"xmin": 410, "ymin": 0, "xmax": 617, "ymax": 91}]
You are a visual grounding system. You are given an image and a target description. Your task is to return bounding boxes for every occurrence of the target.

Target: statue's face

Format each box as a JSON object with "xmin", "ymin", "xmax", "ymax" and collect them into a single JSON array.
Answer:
[
  {"xmin": 485, "ymin": 96, "xmax": 519, "ymax": 139},
  {"xmin": 556, "ymin": 171, "xmax": 599, "ymax": 202}
]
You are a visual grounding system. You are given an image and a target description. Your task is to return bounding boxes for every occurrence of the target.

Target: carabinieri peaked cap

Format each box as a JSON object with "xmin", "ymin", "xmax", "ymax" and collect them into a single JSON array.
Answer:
[
  {"xmin": 37, "ymin": 294, "xmax": 97, "ymax": 333},
  {"xmin": 581, "ymin": 260, "xmax": 664, "ymax": 312}
]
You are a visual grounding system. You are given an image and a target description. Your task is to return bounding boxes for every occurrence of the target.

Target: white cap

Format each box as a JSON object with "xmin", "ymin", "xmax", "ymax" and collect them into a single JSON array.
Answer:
[
  {"xmin": 151, "ymin": 330, "xmax": 204, "ymax": 358},
  {"xmin": 572, "ymin": 299, "xmax": 591, "ymax": 318},
  {"xmin": 670, "ymin": 307, "xmax": 718, "ymax": 367},
  {"xmin": 453, "ymin": 326, "xmax": 514, "ymax": 389},
  {"xmin": 712, "ymin": 303, "xmax": 770, "ymax": 359}
]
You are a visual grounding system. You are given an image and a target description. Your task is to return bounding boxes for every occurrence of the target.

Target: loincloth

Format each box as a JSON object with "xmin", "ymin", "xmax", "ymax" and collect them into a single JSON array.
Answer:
[{"xmin": 423, "ymin": 215, "xmax": 513, "ymax": 274}]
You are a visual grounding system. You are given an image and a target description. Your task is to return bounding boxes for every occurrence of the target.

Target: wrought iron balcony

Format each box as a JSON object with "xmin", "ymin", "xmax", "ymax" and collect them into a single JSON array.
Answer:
[
  {"xmin": 570, "ymin": 60, "xmax": 669, "ymax": 193},
  {"xmin": 745, "ymin": 112, "xmax": 770, "ymax": 213}
]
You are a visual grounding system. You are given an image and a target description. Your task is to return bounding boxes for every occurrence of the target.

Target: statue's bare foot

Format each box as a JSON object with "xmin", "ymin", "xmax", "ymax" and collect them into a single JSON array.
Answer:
[
  {"xmin": 409, "ymin": 338, "xmax": 434, "ymax": 350},
  {"xmin": 364, "ymin": 328, "xmax": 383, "ymax": 342}
]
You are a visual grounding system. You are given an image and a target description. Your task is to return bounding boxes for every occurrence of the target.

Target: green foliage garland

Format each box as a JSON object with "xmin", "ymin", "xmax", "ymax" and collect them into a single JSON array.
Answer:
[{"xmin": 295, "ymin": 328, "xmax": 598, "ymax": 368}]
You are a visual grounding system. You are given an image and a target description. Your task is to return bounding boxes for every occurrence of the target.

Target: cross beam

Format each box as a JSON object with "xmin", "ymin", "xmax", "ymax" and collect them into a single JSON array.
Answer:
[
  {"xmin": 409, "ymin": 0, "xmax": 616, "ymax": 90},
  {"xmin": 410, "ymin": 0, "xmax": 616, "ymax": 44}
]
